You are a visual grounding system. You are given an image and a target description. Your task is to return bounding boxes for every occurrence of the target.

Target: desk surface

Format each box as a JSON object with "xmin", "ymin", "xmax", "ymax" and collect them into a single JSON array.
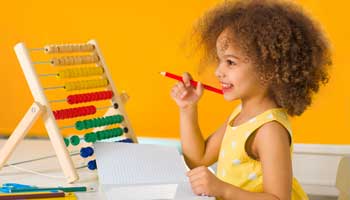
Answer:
[{"xmin": 0, "ymin": 139, "xmax": 214, "ymax": 200}]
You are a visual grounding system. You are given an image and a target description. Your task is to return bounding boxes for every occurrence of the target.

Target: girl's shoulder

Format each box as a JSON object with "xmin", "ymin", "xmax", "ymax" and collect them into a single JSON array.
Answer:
[{"xmin": 227, "ymin": 104, "xmax": 293, "ymax": 140}]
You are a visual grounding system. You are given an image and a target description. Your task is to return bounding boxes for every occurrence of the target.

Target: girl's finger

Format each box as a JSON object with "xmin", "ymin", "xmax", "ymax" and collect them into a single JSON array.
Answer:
[
  {"xmin": 188, "ymin": 171, "xmax": 206, "ymax": 183},
  {"xmin": 182, "ymin": 72, "xmax": 193, "ymax": 87},
  {"xmin": 170, "ymin": 89, "xmax": 178, "ymax": 99},
  {"xmin": 180, "ymin": 90, "xmax": 188, "ymax": 99},
  {"xmin": 176, "ymin": 82, "xmax": 188, "ymax": 97},
  {"xmin": 196, "ymin": 82, "xmax": 204, "ymax": 96},
  {"xmin": 191, "ymin": 184, "xmax": 205, "ymax": 196},
  {"xmin": 176, "ymin": 81, "xmax": 185, "ymax": 89},
  {"xmin": 187, "ymin": 166, "xmax": 207, "ymax": 176},
  {"xmin": 189, "ymin": 176, "xmax": 206, "ymax": 188}
]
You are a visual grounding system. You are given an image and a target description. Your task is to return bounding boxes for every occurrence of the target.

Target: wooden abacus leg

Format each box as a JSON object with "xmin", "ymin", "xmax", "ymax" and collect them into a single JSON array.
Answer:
[
  {"xmin": 15, "ymin": 43, "xmax": 79, "ymax": 183},
  {"xmin": 0, "ymin": 102, "xmax": 44, "ymax": 169}
]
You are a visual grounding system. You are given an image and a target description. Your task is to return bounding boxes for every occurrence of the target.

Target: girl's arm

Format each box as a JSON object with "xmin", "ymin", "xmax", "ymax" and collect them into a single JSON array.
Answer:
[
  {"xmin": 171, "ymin": 72, "xmax": 227, "ymax": 169},
  {"xmin": 187, "ymin": 121, "xmax": 292, "ymax": 200},
  {"xmin": 180, "ymin": 105, "xmax": 227, "ymax": 169}
]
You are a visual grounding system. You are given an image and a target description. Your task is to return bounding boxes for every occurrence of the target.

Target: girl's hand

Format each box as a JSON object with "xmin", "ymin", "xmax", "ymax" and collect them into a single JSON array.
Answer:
[
  {"xmin": 170, "ymin": 72, "xmax": 203, "ymax": 109},
  {"xmin": 187, "ymin": 166, "xmax": 226, "ymax": 197}
]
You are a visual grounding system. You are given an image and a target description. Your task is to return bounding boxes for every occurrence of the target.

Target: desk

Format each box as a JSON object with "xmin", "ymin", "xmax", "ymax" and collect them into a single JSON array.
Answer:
[{"xmin": 0, "ymin": 139, "xmax": 214, "ymax": 200}]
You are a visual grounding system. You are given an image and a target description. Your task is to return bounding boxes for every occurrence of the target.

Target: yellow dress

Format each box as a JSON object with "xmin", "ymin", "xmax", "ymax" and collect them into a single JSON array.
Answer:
[{"xmin": 216, "ymin": 104, "xmax": 309, "ymax": 200}]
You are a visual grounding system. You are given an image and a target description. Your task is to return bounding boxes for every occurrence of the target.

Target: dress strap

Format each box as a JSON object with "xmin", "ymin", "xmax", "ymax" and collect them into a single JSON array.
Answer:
[
  {"xmin": 228, "ymin": 104, "xmax": 242, "ymax": 123},
  {"xmin": 243, "ymin": 109, "xmax": 293, "ymax": 143}
]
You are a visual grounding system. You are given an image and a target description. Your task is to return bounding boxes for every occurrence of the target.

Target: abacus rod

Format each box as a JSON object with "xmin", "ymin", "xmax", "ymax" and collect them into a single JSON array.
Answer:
[
  {"xmin": 48, "ymin": 98, "xmax": 112, "ymax": 104},
  {"xmin": 3, "ymin": 152, "xmax": 80, "ymax": 167},
  {"xmin": 33, "ymin": 61, "xmax": 52, "ymax": 65},
  {"xmin": 69, "ymin": 131, "xmax": 124, "ymax": 141},
  {"xmin": 59, "ymin": 123, "xmax": 114, "ymax": 131},
  {"xmin": 57, "ymin": 105, "xmax": 116, "ymax": 130},
  {"xmin": 76, "ymin": 165, "xmax": 87, "ymax": 170},
  {"xmin": 39, "ymin": 73, "xmax": 57, "ymax": 77},
  {"xmin": 96, "ymin": 105, "xmax": 114, "ymax": 110},
  {"xmin": 43, "ymin": 78, "xmax": 109, "ymax": 91},
  {"xmin": 48, "ymin": 90, "xmax": 114, "ymax": 104},
  {"xmin": 54, "ymin": 105, "xmax": 114, "ymax": 112},
  {"xmin": 43, "ymin": 85, "xmax": 64, "ymax": 90},
  {"xmin": 49, "ymin": 99, "xmax": 67, "ymax": 103},
  {"xmin": 60, "ymin": 125, "xmax": 75, "ymax": 130},
  {"xmin": 29, "ymin": 48, "xmax": 45, "ymax": 51}
]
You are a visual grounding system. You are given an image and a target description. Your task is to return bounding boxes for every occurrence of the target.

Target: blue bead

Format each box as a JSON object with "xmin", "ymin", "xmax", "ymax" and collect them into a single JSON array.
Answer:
[
  {"xmin": 86, "ymin": 147, "xmax": 94, "ymax": 156},
  {"xmin": 87, "ymin": 160, "xmax": 97, "ymax": 170},
  {"xmin": 116, "ymin": 138, "xmax": 133, "ymax": 143},
  {"xmin": 80, "ymin": 147, "xmax": 89, "ymax": 158},
  {"xmin": 80, "ymin": 147, "xmax": 95, "ymax": 158}
]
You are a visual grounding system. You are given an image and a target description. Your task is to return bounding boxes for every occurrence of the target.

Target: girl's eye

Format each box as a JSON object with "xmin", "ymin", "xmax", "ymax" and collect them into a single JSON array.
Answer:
[{"xmin": 226, "ymin": 60, "xmax": 236, "ymax": 66}]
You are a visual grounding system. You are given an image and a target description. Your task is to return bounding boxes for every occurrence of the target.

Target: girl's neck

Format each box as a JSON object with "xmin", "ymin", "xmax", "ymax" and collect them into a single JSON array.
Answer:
[{"xmin": 239, "ymin": 94, "xmax": 279, "ymax": 120}]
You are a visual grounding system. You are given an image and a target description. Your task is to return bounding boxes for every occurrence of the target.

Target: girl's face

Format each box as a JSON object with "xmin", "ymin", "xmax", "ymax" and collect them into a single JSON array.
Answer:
[{"xmin": 215, "ymin": 28, "xmax": 267, "ymax": 102}]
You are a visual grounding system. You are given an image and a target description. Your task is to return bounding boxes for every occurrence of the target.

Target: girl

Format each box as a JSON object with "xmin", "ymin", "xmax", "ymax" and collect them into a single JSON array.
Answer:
[{"xmin": 170, "ymin": 0, "xmax": 331, "ymax": 199}]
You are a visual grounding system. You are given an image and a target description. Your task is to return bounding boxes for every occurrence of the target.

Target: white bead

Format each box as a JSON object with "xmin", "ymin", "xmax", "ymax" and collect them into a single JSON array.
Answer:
[
  {"xmin": 222, "ymin": 169, "xmax": 226, "ymax": 177},
  {"xmin": 232, "ymin": 159, "xmax": 241, "ymax": 165},
  {"xmin": 248, "ymin": 172, "xmax": 257, "ymax": 180}
]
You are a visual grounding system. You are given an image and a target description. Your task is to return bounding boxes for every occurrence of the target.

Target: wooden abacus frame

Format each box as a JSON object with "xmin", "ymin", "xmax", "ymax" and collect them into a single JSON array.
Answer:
[{"xmin": 0, "ymin": 40, "xmax": 138, "ymax": 183}]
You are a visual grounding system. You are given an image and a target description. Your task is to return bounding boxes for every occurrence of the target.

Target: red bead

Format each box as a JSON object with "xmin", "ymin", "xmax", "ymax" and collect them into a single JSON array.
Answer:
[
  {"xmin": 67, "ymin": 90, "xmax": 113, "ymax": 104},
  {"xmin": 53, "ymin": 105, "xmax": 97, "ymax": 120}
]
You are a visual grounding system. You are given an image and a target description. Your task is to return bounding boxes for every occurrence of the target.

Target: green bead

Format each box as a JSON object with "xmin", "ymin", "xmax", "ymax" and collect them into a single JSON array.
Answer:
[
  {"xmin": 112, "ymin": 116, "xmax": 117, "ymax": 123},
  {"xmin": 91, "ymin": 133, "xmax": 97, "ymax": 142},
  {"xmin": 86, "ymin": 120, "xmax": 93, "ymax": 129},
  {"xmin": 103, "ymin": 132, "xmax": 108, "ymax": 139},
  {"xmin": 114, "ymin": 115, "xmax": 123, "ymax": 123},
  {"xmin": 97, "ymin": 132, "xmax": 103, "ymax": 140},
  {"xmin": 96, "ymin": 132, "xmax": 102, "ymax": 140},
  {"xmin": 74, "ymin": 115, "xmax": 123, "ymax": 131},
  {"xmin": 84, "ymin": 134, "xmax": 90, "ymax": 142},
  {"xmin": 105, "ymin": 117, "xmax": 111, "ymax": 125},
  {"xmin": 106, "ymin": 131, "xmax": 112, "ymax": 138},
  {"xmin": 84, "ymin": 133, "xmax": 92, "ymax": 142},
  {"xmin": 70, "ymin": 135, "xmax": 80, "ymax": 146},
  {"xmin": 76, "ymin": 121, "xmax": 85, "ymax": 130},
  {"xmin": 111, "ymin": 116, "xmax": 117, "ymax": 123},
  {"xmin": 116, "ymin": 128, "xmax": 123, "ymax": 136},
  {"xmin": 64, "ymin": 137, "xmax": 70, "ymax": 147},
  {"xmin": 111, "ymin": 130, "xmax": 117, "ymax": 137}
]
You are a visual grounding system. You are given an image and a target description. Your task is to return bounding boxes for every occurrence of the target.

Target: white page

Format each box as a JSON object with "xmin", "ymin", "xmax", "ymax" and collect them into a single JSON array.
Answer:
[
  {"xmin": 103, "ymin": 184, "xmax": 178, "ymax": 200},
  {"xmin": 94, "ymin": 142, "xmax": 188, "ymax": 185}
]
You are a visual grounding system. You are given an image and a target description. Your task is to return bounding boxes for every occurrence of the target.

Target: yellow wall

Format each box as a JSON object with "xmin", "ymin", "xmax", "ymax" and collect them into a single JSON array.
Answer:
[{"xmin": 0, "ymin": 0, "xmax": 348, "ymax": 144}]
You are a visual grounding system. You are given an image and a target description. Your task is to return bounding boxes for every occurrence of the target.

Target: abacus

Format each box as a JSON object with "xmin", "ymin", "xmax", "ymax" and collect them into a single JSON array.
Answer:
[{"xmin": 0, "ymin": 40, "xmax": 138, "ymax": 183}]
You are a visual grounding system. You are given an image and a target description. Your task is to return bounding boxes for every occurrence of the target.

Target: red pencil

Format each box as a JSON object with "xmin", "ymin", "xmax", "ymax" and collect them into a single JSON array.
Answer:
[{"xmin": 160, "ymin": 71, "xmax": 223, "ymax": 95}]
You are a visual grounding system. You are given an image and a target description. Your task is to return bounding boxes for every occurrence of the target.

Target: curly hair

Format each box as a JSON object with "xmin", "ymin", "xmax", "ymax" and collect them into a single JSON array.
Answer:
[{"xmin": 192, "ymin": 0, "xmax": 332, "ymax": 116}]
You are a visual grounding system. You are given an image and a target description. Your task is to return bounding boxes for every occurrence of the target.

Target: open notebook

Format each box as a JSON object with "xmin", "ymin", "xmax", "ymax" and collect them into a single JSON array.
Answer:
[{"xmin": 94, "ymin": 142, "xmax": 214, "ymax": 200}]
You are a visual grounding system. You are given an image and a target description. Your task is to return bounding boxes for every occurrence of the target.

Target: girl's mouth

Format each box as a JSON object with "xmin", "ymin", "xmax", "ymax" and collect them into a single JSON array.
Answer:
[{"xmin": 221, "ymin": 82, "xmax": 234, "ymax": 93}]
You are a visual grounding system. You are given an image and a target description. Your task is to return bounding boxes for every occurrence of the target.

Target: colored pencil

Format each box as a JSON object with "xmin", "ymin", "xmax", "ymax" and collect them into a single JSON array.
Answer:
[
  {"xmin": 159, "ymin": 71, "xmax": 223, "ymax": 94},
  {"xmin": 8, "ymin": 186, "xmax": 87, "ymax": 193},
  {"xmin": 0, "ymin": 192, "xmax": 66, "ymax": 199}
]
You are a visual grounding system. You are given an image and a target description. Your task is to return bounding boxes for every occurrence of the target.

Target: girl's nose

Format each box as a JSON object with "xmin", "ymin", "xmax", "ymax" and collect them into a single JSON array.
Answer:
[{"xmin": 215, "ymin": 65, "xmax": 225, "ymax": 79}]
